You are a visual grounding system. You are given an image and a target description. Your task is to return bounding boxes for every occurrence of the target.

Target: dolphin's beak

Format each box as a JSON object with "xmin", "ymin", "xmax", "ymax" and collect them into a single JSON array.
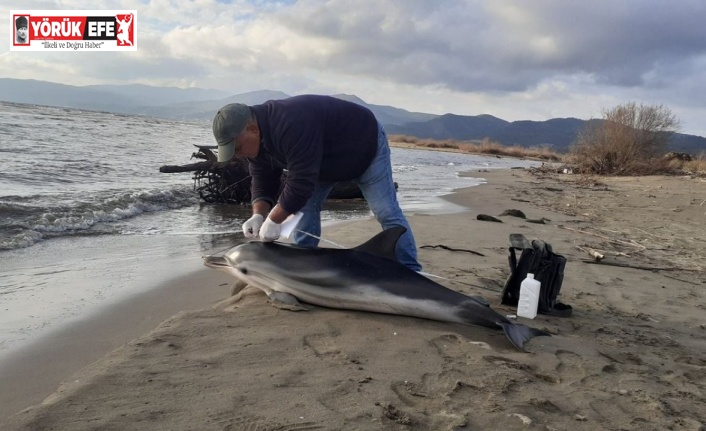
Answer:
[{"xmin": 203, "ymin": 255, "xmax": 229, "ymax": 269}]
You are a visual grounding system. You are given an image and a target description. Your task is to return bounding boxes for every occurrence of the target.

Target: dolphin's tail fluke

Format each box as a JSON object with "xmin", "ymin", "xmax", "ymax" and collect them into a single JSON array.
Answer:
[{"xmin": 498, "ymin": 321, "xmax": 550, "ymax": 351}]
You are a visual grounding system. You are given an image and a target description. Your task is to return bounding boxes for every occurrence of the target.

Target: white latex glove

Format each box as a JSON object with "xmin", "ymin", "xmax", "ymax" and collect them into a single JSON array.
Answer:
[
  {"xmin": 242, "ymin": 214, "xmax": 264, "ymax": 239},
  {"xmin": 259, "ymin": 217, "xmax": 281, "ymax": 242}
]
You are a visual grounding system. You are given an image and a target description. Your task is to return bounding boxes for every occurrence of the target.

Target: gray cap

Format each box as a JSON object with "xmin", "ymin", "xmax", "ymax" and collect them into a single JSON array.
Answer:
[{"xmin": 212, "ymin": 103, "xmax": 251, "ymax": 162}]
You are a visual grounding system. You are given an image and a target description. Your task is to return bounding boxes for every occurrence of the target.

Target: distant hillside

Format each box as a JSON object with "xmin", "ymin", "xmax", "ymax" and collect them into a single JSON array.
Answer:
[
  {"xmin": 1, "ymin": 78, "xmax": 704, "ymax": 153},
  {"xmin": 138, "ymin": 90, "xmax": 293, "ymax": 120},
  {"xmin": 333, "ymin": 94, "xmax": 436, "ymax": 125},
  {"xmin": 385, "ymin": 115, "xmax": 586, "ymax": 149},
  {"xmin": 0, "ymin": 79, "xmax": 228, "ymax": 114},
  {"xmin": 387, "ymin": 114, "xmax": 706, "ymax": 153},
  {"xmin": 0, "ymin": 79, "xmax": 437, "ymax": 126},
  {"xmin": 0, "ymin": 79, "xmax": 137, "ymax": 113},
  {"xmin": 86, "ymin": 83, "xmax": 228, "ymax": 106},
  {"xmin": 385, "ymin": 113, "xmax": 509, "ymax": 140},
  {"xmin": 668, "ymin": 133, "xmax": 706, "ymax": 154}
]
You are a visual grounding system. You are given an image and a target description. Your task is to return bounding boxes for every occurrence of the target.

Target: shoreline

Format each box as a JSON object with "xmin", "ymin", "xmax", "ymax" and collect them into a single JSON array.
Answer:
[{"xmin": 3, "ymin": 168, "xmax": 705, "ymax": 430}]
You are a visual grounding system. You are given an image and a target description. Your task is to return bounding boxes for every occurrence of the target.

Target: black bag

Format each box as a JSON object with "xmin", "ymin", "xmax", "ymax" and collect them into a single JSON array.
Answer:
[{"xmin": 501, "ymin": 234, "xmax": 572, "ymax": 317}]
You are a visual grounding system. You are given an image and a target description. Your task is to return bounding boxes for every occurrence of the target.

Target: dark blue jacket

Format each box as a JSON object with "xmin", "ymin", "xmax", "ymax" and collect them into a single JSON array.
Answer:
[{"xmin": 249, "ymin": 95, "xmax": 378, "ymax": 213}]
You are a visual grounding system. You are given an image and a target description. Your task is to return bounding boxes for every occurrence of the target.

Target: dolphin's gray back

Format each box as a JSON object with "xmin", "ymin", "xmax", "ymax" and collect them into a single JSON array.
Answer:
[{"xmin": 231, "ymin": 242, "xmax": 504, "ymax": 327}]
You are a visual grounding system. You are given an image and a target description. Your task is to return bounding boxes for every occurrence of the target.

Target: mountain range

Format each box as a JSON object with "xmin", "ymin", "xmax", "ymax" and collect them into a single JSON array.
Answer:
[{"xmin": 1, "ymin": 78, "xmax": 704, "ymax": 153}]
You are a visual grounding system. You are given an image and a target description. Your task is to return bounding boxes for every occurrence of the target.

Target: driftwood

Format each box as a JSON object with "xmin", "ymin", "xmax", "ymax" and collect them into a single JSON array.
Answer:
[
  {"xmin": 558, "ymin": 225, "xmax": 647, "ymax": 250},
  {"xmin": 160, "ymin": 145, "xmax": 219, "ymax": 173},
  {"xmin": 477, "ymin": 214, "xmax": 503, "ymax": 223},
  {"xmin": 499, "ymin": 209, "xmax": 526, "ymax": 218},
  {"xmin": 159, "ymin": 146, "xmax": 379, "ymax": 204},
  {"xmin": 575, "ymin": 244, "xmax": 605, "ymax": 261},
  {"xmin": 581, "ymin": 260, "xmax": 702, "ymax": 272},
  {"xmin": 662, "ymin": 273, "xmax": 702, "ymax": 286},
  {"xmin": 420, "ymin": 244, "xmax": 485, "ymax": 257},
  {"xmin": 159, "ymin": 160, "xmax": 215, "ymax": 173}
]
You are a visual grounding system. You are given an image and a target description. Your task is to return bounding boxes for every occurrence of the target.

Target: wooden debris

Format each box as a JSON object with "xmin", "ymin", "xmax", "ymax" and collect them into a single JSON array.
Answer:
[
  {"xmin": 477, "ymin": 214, "xmax": 503, "ymax": 223},
  {"xmin": 421, "ymin": 244, "xmax": 485, "ymax": 256},
  {"xmin": 499, "ymin": 209, "xmax": 526, "ymax": 218},
  {"xmin": 160, "ymin": 146, "xmax": 374, "ymax": 204},
  {"xmin": 581, "ymin": 260, "xmax": 702, "ymax": 272},
  {"xmin": 558, "ymin": 225, "xmax": 646, "ymax": 251},
  {"xmin": 575, "ymin": 244, "xmax": 605, "ymax": 261}
]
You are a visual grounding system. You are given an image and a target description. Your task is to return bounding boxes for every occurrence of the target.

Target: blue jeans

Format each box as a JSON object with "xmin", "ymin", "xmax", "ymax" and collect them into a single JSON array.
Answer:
[{"xmin": 292, "ymin": 124, "xmax": 422, "ymax": 271}]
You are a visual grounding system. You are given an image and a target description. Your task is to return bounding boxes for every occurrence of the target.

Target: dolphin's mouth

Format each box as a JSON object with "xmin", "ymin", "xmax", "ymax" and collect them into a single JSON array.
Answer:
[{"xmin": 203, "ymin": 255, "xmax": 229, "ymax": 268}]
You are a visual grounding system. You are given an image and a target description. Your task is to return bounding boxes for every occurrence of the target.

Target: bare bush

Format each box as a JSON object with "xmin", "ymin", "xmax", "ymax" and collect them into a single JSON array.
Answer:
[
  {"xmin": 570, "ymin": 103, "xmax": 681, "ymax": 175},
  {"xmin": 389, "ymin": 135, "xmax": 563, "ymax": 161},
  {"xmin": 680, "ymin": 152, "xmax": 706, "ymax": 176},
  {"xmin": 390, "ymin": 134, "xmax": 420, "ymax": 144}
]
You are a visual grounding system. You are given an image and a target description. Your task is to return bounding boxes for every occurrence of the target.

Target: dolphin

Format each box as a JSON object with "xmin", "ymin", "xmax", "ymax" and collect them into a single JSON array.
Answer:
[{"xmin": 204, "ymin": 227, "xmax": 549, "ymax": 350}]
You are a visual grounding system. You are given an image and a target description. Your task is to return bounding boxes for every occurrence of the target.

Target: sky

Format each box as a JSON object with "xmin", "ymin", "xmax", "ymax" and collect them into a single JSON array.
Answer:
[{"xmin": 3, "ymin": 0, "xmax": 706, "ymax": 137}]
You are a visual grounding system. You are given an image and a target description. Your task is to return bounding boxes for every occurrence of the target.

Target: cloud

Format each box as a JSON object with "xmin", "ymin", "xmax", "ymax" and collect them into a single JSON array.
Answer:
[
  {"xmin": 2, "ymin": 0, "xmax": 706, "ymax": 135},
  {"xmin": 257, "ymin": 0, "xmax": 706, "ymax": 93}
]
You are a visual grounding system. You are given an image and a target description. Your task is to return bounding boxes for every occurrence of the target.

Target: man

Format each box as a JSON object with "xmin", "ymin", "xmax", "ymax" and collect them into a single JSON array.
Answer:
[
  {"xmin": 15, "ymin": 16, "xmax": 28, "ymax": 44},
  {"xmin": 212, "ymin": 95, "xmax": 422, "ymax": 271}
]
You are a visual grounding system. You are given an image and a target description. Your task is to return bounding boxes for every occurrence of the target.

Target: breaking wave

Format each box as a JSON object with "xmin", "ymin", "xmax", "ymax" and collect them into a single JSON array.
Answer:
[{"xmin": 0, "ymin": 187, "xmax": 198, "ymax": 250}]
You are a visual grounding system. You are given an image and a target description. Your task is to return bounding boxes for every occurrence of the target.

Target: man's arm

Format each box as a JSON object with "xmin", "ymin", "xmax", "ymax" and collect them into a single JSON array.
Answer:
[
  {"xmin": 252, "ymin": 199, "xmax": 290, "ymax": 223},
  {"xmin": 263, "ymin": 203, "xmax": 289, "ymax": 224}
]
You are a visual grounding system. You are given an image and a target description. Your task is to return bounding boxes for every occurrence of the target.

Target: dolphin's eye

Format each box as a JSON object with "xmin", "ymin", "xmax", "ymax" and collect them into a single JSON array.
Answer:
[{"xmin": 238, "ymin": 267, "xmax": 248, "ymax": 275}]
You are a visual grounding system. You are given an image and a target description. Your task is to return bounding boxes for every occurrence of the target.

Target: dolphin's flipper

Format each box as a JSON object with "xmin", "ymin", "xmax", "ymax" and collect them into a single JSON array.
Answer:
[
  {"xmin": 498, "ymin": 322, "xmax": 550, "ymax": 351},
  {"xmin": 231, "ymin": 279, "xmax": 248, "ymax": 297},
  {"xmin": 268, "ymin": 292, "xmax": 308, "ymax": 311}
]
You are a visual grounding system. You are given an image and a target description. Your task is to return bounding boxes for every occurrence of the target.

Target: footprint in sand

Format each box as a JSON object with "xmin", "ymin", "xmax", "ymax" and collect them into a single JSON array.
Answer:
[
  {"xmin": 587, "ymin": 396, "xmax": 655, "ymax": 430},
  {"xmin": 675, "ymin": 355, "xmax": 706, "ymax": 367},
  {"xmin": 316, "ymin": 379, "xmax": 377, "ymax": 421},
  {"xmin": 430, "ymin": 333, "xmax": 491, "ymax": 360},
  {"xmin": 301, "ymin": 327, "xmax": 348, "ymax": 363},
  {"xmin": 208, "ymin": 411, "xmax": 321, "ymax": 431},
  {"xmin": 555, "ymin": 349, "xmax": 605, "ymax": 386},
  {"xmin": 387, "ymin": 371, "xmax": 482, "ymax": 429},
  {"xmin": 390, "ymin": 376, "xmax": 431, "ymax": 407}
]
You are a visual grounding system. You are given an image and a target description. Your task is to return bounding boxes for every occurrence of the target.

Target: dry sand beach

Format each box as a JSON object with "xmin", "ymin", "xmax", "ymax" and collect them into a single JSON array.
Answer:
[{"xmin": 3, "ymin": 168, "xmax": 705, "ymax": 430}]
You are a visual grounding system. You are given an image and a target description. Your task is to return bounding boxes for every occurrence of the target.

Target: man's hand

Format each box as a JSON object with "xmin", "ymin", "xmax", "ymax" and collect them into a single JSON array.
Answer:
[
  {"xmin": 259, "ymin": 217, "xmax": 281, "ymax": 242},
  {"xmin": 242, "ymin": 214, "xmax": 264, "ymax": 239}
]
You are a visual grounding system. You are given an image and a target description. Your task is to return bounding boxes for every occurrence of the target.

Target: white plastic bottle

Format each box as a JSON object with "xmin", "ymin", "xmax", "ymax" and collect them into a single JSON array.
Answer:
[{"xmin": 517, "ymin": 273, "xmax": 541, "ymax": 319}]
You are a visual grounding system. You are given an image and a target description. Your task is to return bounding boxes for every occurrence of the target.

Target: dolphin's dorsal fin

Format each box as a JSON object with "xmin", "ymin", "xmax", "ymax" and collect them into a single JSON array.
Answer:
[{"xmin": 352, "ymin": 226, "xmax": 407, "ymax": 261}]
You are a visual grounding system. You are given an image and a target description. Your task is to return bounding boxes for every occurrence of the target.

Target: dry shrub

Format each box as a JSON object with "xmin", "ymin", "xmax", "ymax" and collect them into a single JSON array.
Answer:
[
  {"xmin": 418, "ymin": 140, "xmax": 460, "ymax": 149},
  {"xmin": 389, "ymin": 134, "xmax": 419, "ymax": 144},
  {"xmin": 570, "ymin": 103, "xmax": 680, "ymax": 175},
  {"xmin": 390, "ymin": 135, "xmax": 563, "ymax": 161},
  {"xmin": 466, "ymin": 138, "xmax": 562, "ymax": 161},
  {"xmin": 532, "ymin": 146, "xmax": 564, "ymax": 161},
  {"xmin": 680, "ymin": 152, "xmax": 706, "ymax": 175},
  {"xmin": 476, "ymin": 137, "xmax": 504, "ymax": 154}
]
